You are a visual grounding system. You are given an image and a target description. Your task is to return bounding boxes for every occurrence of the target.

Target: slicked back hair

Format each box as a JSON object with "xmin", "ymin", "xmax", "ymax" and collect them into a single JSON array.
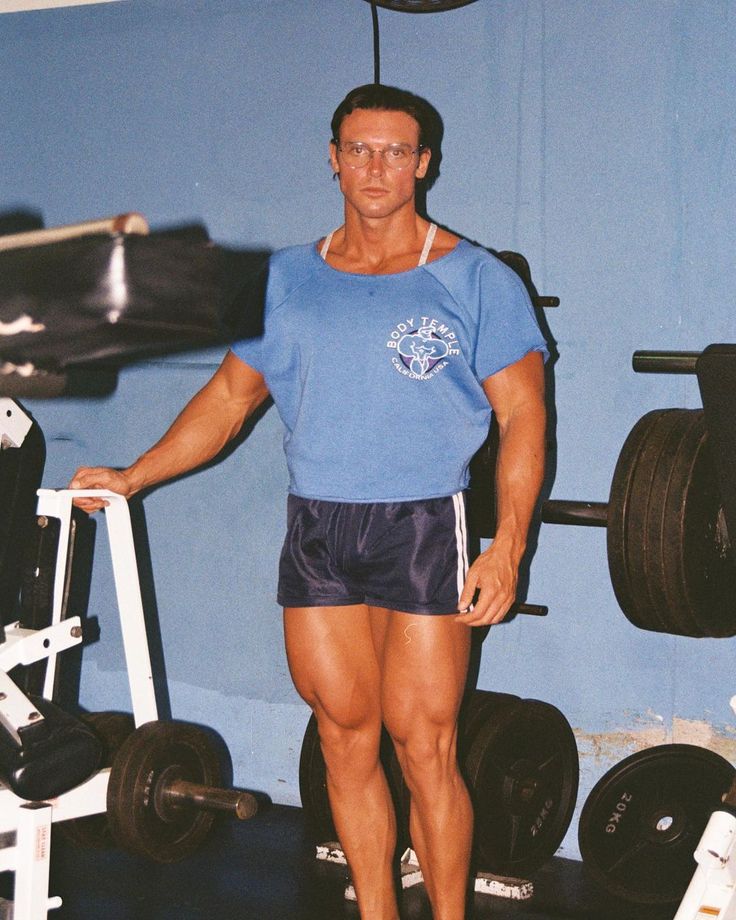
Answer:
[{"xmin": 330, "ymin": 84, "xmax": 443, "ymax": 188}]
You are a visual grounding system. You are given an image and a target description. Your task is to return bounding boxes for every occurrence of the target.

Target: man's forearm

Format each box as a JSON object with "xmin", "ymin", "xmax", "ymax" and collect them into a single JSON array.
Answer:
[
  {"xmin": 121, "ymin": 356, "xmax": 269, "ymax": 495},
  {"xmin": 491, "ymin": 403, "xmax": 546, "ymax": 562}
]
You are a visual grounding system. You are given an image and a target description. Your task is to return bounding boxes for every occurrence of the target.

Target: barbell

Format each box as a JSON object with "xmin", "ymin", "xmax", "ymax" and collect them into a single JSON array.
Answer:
[
  {"xmin": 542, "ymin": 407, "xmax": 735, "ymax": 638},
  {"xmin": 58, "ymin": 718, "xmax": 259, "ymax": 864},
  {"xmin": 106, "ymin": 719, "xmax": 258, "ymax": 863}
]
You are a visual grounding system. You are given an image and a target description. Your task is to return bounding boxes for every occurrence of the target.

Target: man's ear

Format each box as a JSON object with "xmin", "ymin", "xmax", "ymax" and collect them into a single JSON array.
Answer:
[
  {"xmin": 329, "ymin": 140, "xmax": 340, "ymax": 175},
  {"xmin": 416, "ymin": 147, "xmax": 431, "ymax": 180}
]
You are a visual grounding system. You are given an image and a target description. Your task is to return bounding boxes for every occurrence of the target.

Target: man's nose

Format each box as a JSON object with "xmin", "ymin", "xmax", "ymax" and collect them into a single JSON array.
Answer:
[{"xmin": 367, "ymin": 150, "xmax": 385, "ymax": 175}]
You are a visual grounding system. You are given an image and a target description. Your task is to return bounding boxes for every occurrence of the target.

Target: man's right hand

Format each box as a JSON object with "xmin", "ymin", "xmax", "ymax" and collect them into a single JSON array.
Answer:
[{"xmin": 68, "ymin": 467, "xmax": 134, "ymax": 513}]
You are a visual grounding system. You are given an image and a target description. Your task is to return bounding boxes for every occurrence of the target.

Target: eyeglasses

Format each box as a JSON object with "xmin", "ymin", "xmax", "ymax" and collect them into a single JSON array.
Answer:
[{"xmin": 336, "ymin": 141, "xmax": 422, "ymax": 170}]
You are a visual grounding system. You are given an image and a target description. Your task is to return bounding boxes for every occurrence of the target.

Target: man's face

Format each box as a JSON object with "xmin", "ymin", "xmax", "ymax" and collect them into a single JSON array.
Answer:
[{"xmin": 329, "ymin": 108, "xmax": 431, "ymax": 221}]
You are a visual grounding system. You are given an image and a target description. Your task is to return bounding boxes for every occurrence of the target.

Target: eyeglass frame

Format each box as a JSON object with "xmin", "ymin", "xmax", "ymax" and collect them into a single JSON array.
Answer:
[{"xmin": 332, "ymin": 139, "xmax": 427, "ymax": 170}]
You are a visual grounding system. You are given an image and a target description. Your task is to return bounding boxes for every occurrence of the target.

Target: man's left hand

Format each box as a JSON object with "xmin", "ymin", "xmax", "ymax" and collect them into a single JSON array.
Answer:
[{"xmin": 455, "ymin": 542, "xmax": 519, "ymax": 627}]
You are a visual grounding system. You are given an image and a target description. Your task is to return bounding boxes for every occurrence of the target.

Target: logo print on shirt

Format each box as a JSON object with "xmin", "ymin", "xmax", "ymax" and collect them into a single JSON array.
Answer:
[{"xmin": 386, "ymin": 317, "xmax": 460, "ymax": 380}]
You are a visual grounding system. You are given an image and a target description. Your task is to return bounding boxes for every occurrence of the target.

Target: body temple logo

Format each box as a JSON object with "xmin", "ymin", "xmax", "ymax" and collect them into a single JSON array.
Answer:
[{"xmin": 386, "ymin": 316, "xmax": 461, "ymax": 380}]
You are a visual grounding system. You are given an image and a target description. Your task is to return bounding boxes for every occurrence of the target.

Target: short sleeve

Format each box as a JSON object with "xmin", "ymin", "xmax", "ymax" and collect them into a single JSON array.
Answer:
[
  {"xmin": 228, "ymin": 259, "xmax": 269, "ymax": 373},
  {"xmin": 230, "ymin": 335, "xmax": 264, "ymax": 373},
  {"xmin": 473, "ymin": 257, "xmax": 548, "ymax": 381}
]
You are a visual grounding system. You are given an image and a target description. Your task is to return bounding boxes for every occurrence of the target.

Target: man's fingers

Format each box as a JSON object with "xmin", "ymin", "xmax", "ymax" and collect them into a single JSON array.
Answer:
[
  {"xmin": 456, "ymin": 580, "xmax": 515, "ymax": 626},
  {"xmin": 71, "ymin": 495, "xmax": 109, "ymax": 511},
  {"xmin": 458, "ymin": 572, "xmax": 479, "ymax": 613}
]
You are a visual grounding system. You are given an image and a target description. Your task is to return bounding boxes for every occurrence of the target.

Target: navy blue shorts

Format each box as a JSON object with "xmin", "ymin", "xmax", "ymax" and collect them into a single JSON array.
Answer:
[{"xmin": 277, "ymin": 493, "xmax": 469, "ymax": 615}]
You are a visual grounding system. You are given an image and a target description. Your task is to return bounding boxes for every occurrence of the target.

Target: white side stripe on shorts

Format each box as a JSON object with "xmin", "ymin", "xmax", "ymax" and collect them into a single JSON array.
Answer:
[{"xmin": 452, "ymin": 492, "xmax": 469, "ymax": 603}]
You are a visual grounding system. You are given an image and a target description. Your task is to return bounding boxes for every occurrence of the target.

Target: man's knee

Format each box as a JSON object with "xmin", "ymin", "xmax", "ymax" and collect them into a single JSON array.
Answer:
[
  {"xmin": 387, "ymin": 722, "xmax": 460, "ymax": 790},
  {"xmin": 315, "ymin": 707, "xmax": 382, "ymax": 772}
]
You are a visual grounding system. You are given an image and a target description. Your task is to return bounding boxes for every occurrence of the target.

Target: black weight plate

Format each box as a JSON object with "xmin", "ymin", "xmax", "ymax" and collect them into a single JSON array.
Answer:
[
  {"xmin": 621, "ymin": 410, "xmax": 693, "ymax": 633},
  {"xmin": 298, "ymin": 713, "xmax": 337, "ymax": 844},
  {"xmin": 59, "ymin": 712, "xmax": 135, "ymax": 848},
  {"xmin": 299, "ymin": 713, "xmax": 411, "ymax": 852},
  {"xmin": 386, "ymin": 690, "xmax": 523, "ymax": 855},
  {"xmin": 107, "ymin": 720, "xmax": 222, "ymax": 863},
  {"xmin": 578, "ymin": 743, "xmax": 735, "ymax": 905},
  {"xmin": 609, "ymin": 410, "xmax": 687, "ymax": 632},
  {"xmin": 636, "ymin": 410, "xmax": 703, "ymax": 636},
  {"xmin": 607, "ymin": 410, "xmax": 668, "ymax": 631},
  {"xmin": 464, "ymin": 697, "xmax": 579, "ymax": 877},
  {"xmin": 458, "ymin": 689, "xmax": 522, "ymax": 765},
  {"xmin": 466, "ymin": 419, "xmax": 499, "ymax": 539},
  {"xmin": 379, "ymin": 731, "xmax": 412, "ymax": 854},
  {"xmin": 660, "ymin": 413, "xmax": 736, "ymax": 637}
]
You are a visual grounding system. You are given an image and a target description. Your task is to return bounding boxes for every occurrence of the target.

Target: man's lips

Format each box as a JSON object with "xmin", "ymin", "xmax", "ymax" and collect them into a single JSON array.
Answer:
[{"xmin": 361, "ymin": 187, "xmax": 389, "ymax": 196}]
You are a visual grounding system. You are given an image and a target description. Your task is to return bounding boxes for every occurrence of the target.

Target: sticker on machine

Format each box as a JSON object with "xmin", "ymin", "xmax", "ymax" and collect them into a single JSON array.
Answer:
[{"xmin": 386, "ymin": 316, "xmax": 461, "ymax": 380}]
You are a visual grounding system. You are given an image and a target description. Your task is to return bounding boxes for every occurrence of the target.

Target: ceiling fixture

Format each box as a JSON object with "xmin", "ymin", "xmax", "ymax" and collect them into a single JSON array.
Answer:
[{"xmin": 363, "ymin": 0, "xmax": 479, "ymax": 12}]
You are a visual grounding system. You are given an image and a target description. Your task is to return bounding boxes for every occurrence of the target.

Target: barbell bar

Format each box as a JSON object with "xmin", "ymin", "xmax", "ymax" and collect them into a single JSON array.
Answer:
[
  {"xmin": 632, "ymin": 351, "xmax": 700, "ymax": 374},
  {"xmin": 162, "ymin": 777, "xmax": 258, "ymax": 820}
]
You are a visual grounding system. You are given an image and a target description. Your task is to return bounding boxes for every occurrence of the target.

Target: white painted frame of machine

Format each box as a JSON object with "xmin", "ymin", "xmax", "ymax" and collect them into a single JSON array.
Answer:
[{"xmin": 0, "ymin": 434, "xmax": 159, "ymax": 920}]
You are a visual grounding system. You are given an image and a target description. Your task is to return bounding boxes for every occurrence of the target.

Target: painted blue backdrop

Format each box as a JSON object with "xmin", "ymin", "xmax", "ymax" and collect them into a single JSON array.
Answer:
[{"xmin": 2, "ymin": 0, "xmax": 735, "ymax": 861}]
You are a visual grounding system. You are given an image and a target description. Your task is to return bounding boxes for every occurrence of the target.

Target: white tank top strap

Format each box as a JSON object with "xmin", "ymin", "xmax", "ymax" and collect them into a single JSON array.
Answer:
[
  {"xmin": 418, "ymin": 222, "xmax": 438, "ymax": 267},
  {"xmin": 319, "ymin": 230, "xmax": 337, "ymax": 260},
  {"xmin": 321, "ymin": 223, "xmax": 438, "ymax": 266}
]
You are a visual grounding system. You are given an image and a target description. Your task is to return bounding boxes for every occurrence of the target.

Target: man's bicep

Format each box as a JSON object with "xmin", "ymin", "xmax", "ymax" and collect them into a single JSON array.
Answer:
[
  {"xmin": 215, "ymin": 349, "xmax": 270, "ymax": 410},
  {"xmin": 481, "ymin": 350, "xmax": 545, "ymax": 426}
]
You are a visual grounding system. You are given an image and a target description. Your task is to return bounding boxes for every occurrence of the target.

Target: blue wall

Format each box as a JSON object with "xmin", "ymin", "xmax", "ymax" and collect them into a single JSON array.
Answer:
[{"xmin": 3, "ymin": 0, "xmax": 735, "ymax": 862}]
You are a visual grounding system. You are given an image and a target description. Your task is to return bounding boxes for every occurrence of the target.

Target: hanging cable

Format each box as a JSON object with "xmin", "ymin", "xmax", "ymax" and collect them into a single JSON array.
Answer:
[{"xmin": 370, "ymin": 0, "xmax": 381, "ymax": 84}]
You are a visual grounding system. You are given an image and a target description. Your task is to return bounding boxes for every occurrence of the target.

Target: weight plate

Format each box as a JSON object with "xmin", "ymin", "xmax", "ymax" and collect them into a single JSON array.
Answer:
[
  {"xmin": 464, "ymin": 697, "xmax": 579, "ymax": 877},
  {"xmin": 299, "ymin": 713, "xmax": 411, "ymax": 852},
  {"xmin": 621, "ymin": 410, "xmax": 693, "ymax": 633},
  {"xmin": 578, "ymin": 743, "xmax": 735, "ymax": 905},
  {"xmin": 298, "ymin": 713, "xmax": 337, "ymax": 844},
  {"xmin": 607, "ymin": 410, "xmax": 668, "ymax": 631},
  {"xmin": 659, "ymin": 413, "xmax": 736, "ymax": 637},
  {"xmin": 107, "ymin": 720, "xmax": 222, "ymax": 863},
  {"xmin": 379, "ymin": 731, "xmax": 412, "ymax": 854},
  {"xmin": 458, "ymin": 689, "xmax": 522, "ymax": 764},
  {"xmin": 641, "ymin": 411, "xmax": 705, "ymax": 636},
  {"xmin": 59, "ymin": 711, "xmax": 135, "ymax": 848},
  {"xmin": 630, "ymin": 410, "xmax": 700, "ymax": 635},
  {"xmin": 466, "ymin": 420, "xmax": 499, "ymax": 539}
]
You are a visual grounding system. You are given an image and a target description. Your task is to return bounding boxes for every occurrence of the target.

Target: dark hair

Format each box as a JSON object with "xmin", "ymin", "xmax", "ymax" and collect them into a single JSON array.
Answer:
[{"xmin": 330, "ymin": 84, "xmax": 443, "ymax": 164}]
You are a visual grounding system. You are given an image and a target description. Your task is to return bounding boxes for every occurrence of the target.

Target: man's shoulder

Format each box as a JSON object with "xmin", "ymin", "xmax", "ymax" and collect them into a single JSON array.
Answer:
[
  {"xmin": 265, "ymin": 241, "xmax": 323, "ymax": 307},
  {"xmin": 426, "ymin": 237, "xmax": 519, "ymax": 285},
  {"xmin": 270, "ymin": 241, "xmax": 317, "ymax": 272}
]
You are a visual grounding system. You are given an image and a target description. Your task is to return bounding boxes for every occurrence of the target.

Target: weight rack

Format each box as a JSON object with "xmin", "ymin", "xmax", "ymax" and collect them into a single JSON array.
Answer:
[{"xmin": 565, "ymin": 343, "xmax": 736, "ymax": 912}]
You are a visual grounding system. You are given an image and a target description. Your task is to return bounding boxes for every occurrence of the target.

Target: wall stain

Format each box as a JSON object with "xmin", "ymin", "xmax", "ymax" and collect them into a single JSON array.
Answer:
[{"xmin": 574, "ymin": 718, "xmax": 736, "ymax": 766}]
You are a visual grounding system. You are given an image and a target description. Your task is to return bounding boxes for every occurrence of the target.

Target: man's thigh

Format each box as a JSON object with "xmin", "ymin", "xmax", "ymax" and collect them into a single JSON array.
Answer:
[
  {"xmin": 284, "ymin": 604, "xmax": 383, "ymax": 729},
  {"xmin": 375, "ymin": 608, "xmax": 471, "ymax": 738}
]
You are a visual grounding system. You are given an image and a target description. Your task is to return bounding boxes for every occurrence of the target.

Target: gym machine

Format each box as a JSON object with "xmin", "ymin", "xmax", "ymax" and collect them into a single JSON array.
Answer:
[
  {"xmin": 0, "ymin": 212, "xmax": 269, "ymax": 399},
  {"xmin": 0, "ymin": 402, "xmax": 258, "ymax": 919}
]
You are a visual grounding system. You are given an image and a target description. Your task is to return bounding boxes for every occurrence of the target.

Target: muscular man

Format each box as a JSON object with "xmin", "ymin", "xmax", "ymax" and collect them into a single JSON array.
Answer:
[{"xmin": 71, "ymin": 84, "xmax": 547, "ymax": 920}]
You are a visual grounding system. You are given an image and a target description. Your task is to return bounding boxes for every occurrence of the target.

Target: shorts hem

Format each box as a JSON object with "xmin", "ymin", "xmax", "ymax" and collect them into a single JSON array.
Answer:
[
  {"xmin": 365, "ymin": 598, "xmax": 460, "ymax": 616},
  {"xmin": 278, "ymin": 594, "xmax": 459, "ymax": 615},
  {"xmin": 278, "ymin": 594, "xmax": 364, "ymax": 609}
]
